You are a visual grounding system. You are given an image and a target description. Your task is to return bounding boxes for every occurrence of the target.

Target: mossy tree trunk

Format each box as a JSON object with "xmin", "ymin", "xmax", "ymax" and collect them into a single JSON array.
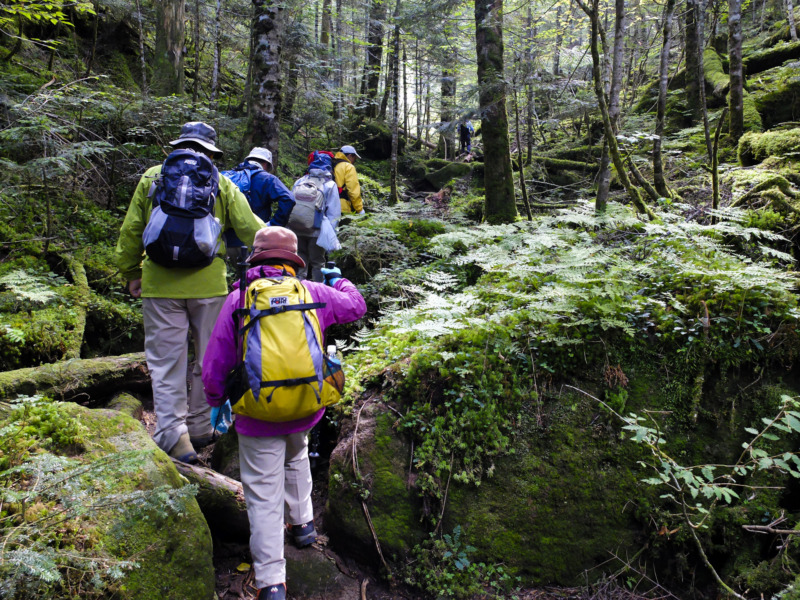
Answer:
[
  {"xmin": 653, "ymin": 0, "xmax": 676, "ymax": 198},
  {"xmin": 192, "ymin": 0, "xmax": 200, "ymax": 105},
  {"xmin": 788, "ymin": 0, "xmax": 798, "ymax": 41},
  {"xmin": 437, "ymin": 66, "xmax": 457, "ymax": 159},
  {"xmin": 475, "ymin": 0, "xmax": 517, "ymax": 224},
  {"xmin": 578, "ymin": 0, "xmax": 656, "ymax": 220},
  {"xmin": 320, "ymin": 0, "xmax": 332, "ymax": 78},
  {"xmin": 389, "ymin": 0, "xmax": 401, "ymax": 204},
  {"xmin": 210, "ymin": 0, "xmax": 222, "ymax": 107},
  {"xmin": 728, "ymin": 0, "xmax": 744, "ymax": 142},
  {"xmin": 553, "ymin": 4, "xmax": 563, "ymax": 76},
  {"xmin": 152, "ymin": 0, "xmax": 185, "ymax": 96},
  {"xmin": 597, "ymin": 0, "xmax": 626, "ymax": 212},
  {"xmin": 359, "ymin": 0, "xmax": 387, "ymax": 118},
  {"xmin": 685, "ymin": 0, "xmax": 702, "ymax": 122},
  {"xmin": 248, "ymin": 0, "xmax": 285, "ymax": 168}
]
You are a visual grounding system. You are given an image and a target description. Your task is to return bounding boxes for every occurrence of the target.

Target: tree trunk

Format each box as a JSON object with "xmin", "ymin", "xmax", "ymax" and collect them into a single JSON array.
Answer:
[
  {"xmin": 192, "ymin": 0, "xmax": 200, "ymax": 105},
  {"xmin": 320, "ymin": 0, "xmax": 332, "ymax": 77},
  {"xmin": 379, "ymin": 36, "xmax": 397, "ymax": 121},
  {"xmin": 334, "ymin": 0, "xmax": 343, "ymax": 119},
  {"xmin": 553, "ymin": 5, "xmax": 563, "ymax": 76},
  {"xmin": 63, "ymin": 253, "xmax": 89, "ymax": 361},
  {"xmin": 360, "ymin": 0, "xmax": 387, "ymax": 118},
  {"xmin": 0, "ymin": 353, "xmax": 150, "ymax": 402},
  {"xmin": 84, "ymin": 2, "xmax": 100, "ymax": 78},
  {"xmin": 389, "ymin": 0, "xmax": 401, "ymax": 204},
  {"xmin": 685, "ymin": 0, "xmax": 702, "ymax": 121},
  {"xmin": 437, "ymin": 67, "xmax": 457, "ymax": 159},
  {"xmin": 153, "ymin": 0, "xmax": 186, "ymax": 96},
  {"xmin": 475, "ymin": 0, "xmax": 517, "ymax": 224},
  {"xmin": 789, "ymin": 0, "xmax": 798, "ymax": 40},
  {"xmin": 171, "ymin": 458, "xmax": 250, "ymax": 541},
  {"xmin": 728, "ymin": 0, "xmax": 744, "ymax": 142},
  {"xmin": 578, "ymin": 0, "xmax": 656, "ymax": 219},
  {"xmin": 513, "ymin": 84, "xmax": 532, "ymax": 220},
  {"xmin": 653, "ymin": 0, "xmax": 675, "ymax": 197},
  {"xmin": 249, "ymin": 0, "xmax": 285, "ymax": 168},
  {"xmin": 211, "ymin": 0, "xmax": 222, "ymax": 106}
]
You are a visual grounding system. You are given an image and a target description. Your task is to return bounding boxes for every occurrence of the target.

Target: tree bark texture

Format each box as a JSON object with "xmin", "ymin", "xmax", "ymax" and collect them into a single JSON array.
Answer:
[
  {"xmin": 389, "ymin": 0, "xmax": 401, "ymax": 204},
  {"xmin": 728, "ymin": 0, "xmax": 744, "ymax": 142},
  {"xmin": 0, "ymin": 353, "xmax": 150, "ymax": 402},
  {"xmin": 211, "ymin": 0, "xmax": 222, "ymax": 105},
  {"xmin": 360, "ymin": 0, "xmax": 387, "ymax": 118},
  {"xmin": 553, "ymin": 5, "xmax": 563, "ymax": 76},
  {"xmin": 250, "ymin": 0, "xmax": 285, "ymax": 167},
  {"xmin": 438, "ymin": 67, "xmax": 457, "ymax": 159},
  {"xmin": 789, "ymin": 0, "xmax": 798, "ymax": 40},
  {"xmin": 135, "ymin": 0, "xmax": 148, "ymax": 96},
  {"xmin": 653, "ymin": 0, "xmax": 676, "ymax": 197},
  {"xmin": 685, "ymin": 0, "xmax": 702, "ymax": 120},
  {"xmin": 320, "ymin": 0, "xmax": 332, "ymax": 77},
  {"xmin": 475, "ymin": 0, "xmax": 517, "ymax": 224},
  {"xmin": 153, "ymin": 0, "xmax": 185, "ymax": 96},
  {"xmin": 192, "ymin": 0, "xmax": 200, "ymax": 105}
]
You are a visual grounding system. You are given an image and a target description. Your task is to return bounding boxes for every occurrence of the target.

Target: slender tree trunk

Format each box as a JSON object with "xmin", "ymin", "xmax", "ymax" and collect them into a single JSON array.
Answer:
[
  {"xmin": 513, "ymin": 84, "xmax": 532, "ymax": 220},
  {"xmin": 789, "ymin": 0, "xmax": 798, "ymax": 40},
  {"xmin": 211, "ymin": 0, "xmax": 222, "ymax": 106},
  {"xmin": 438, "ymin": 66, "xmax": 457, "ymax": 158},
  {"xmin": 360, "ymin": 0, "xmax": 387, "ymax": 118},
  {"xmin": 84, "ymin": 2, "xmax": 100, "ymax": 78},
  {"xmin": 403, "ymin": 43, "xmax": 409, "ymax": 137},
  {"xmin": 320, "ymin": 0, "xmax": 332, "ymax": 78},
  {"xmin": 249, "ymin": 0, "xmax": 285, "ymax": 167},
  {"xmin": 597, "ymin": 0, "xmax": 626, "ymax": 211},
  {"xmin": 685, "ymin": 0, "xmax": 701, "ymax": 121},
  {"xmin": 135, "ymin": 0, "xmax": 148, "ymax": 97},
  {"xmin": 553, "ymin": 5, "xmax": 563, "ymax": 76},
  {"xmin": 389, "ymin": 0, "xmax": 401, "ymax": 204},
  {"xmin": 193, "ymin": 0, "xmax": 201, "ymax": 105},
  {"xmin": 380, "ymin": 38, "xmax": 397, "ymax": 120},
  {"xmin": 475, "ymin": 0, "xmax": 517, "ymax": 224},
  {"xmin": 728, "ymin": 0, "xmax": 744, "ymax": 142},
  {"xmin": 578, "ymin": 0, "xmax": 656, "ymax": 219},
  {"xmin": 333, "ymin": 0, "xmax": 343, "ymax": 119},
  {"xmin": 653, "ymin": 0, "xmax": 676, "ymax": 197},
  {"xmin": 153, "ymin": 0, "xmax": 186, "ymax": 96}
]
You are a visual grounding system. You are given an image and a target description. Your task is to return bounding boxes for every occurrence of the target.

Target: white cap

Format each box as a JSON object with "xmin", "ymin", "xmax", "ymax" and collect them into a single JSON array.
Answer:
[
  {"xmin": 340, "ymin": 145, "xmax": 362, "ymax": 159},
  {"xmin": 245, "ymin": 147, "xmax": 273, "ymax": 166}
]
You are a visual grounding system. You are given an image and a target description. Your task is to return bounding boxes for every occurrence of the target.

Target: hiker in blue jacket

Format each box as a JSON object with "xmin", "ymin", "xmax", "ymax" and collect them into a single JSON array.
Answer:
[{"xmin": 223, "ymin": 147, "xmax": 295, "ymax": 254}]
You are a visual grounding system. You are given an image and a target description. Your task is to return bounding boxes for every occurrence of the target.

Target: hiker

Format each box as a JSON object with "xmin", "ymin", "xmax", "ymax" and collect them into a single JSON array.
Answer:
[
  {"xmin": 115, "ymin": 121, "xmax": 264, "ymax": 465},
  {"xmin": 458, "ymin": 120, "xmax": 474, "ymax": 154},
  {"xmin": 333, "ymin": 144, "xmax": 365, "ymax": 214},
  {"xmin": 202, "ymin": 226, "xmax": 366, "ymax": 600},
  {"xmin": 287, "ymin": 151, "xmax": 341, "ymax": 282},
  {"xmin": 222, "ymin": 147, "xmax": 295, "ymax": 258}
]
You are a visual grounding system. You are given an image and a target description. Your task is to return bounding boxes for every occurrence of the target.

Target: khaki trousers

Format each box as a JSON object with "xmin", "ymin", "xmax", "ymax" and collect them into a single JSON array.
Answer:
[
  {"xmin": 142, "ymin": 296, "xmax": 226, "ymax": 453},
  {"xmin": 238, "ymin": 431, "xmax": 314, "ymax": 587}
]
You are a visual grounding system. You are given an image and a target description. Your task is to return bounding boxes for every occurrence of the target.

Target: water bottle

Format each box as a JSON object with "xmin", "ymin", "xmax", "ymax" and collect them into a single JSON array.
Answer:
[{"xmin": 327, "ymin": 345, "xmax": 340, "ymax": 366}]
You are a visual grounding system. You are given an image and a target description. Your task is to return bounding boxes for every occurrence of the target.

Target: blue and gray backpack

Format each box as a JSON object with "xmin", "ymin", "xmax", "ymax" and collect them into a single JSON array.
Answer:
[
  {"xmin": 142, "ymin": 149, "xmax": 221, "ymax": 268},
  {"xmin": 221, "ymin": 165, "xmax": 256, "ymax": 248}
]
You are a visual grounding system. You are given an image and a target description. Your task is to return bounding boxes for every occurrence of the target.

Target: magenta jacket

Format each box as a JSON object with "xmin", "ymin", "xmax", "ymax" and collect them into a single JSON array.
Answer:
[{"xmin": 202, "ymin": 265, "xmax": 367, "ymax": 437}]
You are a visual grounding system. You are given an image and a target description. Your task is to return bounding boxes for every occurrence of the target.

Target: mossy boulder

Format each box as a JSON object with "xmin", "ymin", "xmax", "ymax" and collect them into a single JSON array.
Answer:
[
  {"xmin": 424, "ymin": 162, "xmax": 472, "ymax": 190},
  {"xmin": 353, "ymin": 120, "xmax": 404, "ymax": 160},
  {"xmin": 738, "ymin": 127, "xmax": 800, "ymax": 165},
  {"xmin": 753, "ymin": 63, "xmax": 800, "ymax": 129}
]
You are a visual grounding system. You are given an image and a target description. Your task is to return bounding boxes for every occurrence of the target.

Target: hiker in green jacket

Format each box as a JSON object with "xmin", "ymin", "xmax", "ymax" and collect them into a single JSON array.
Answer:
[{"xmin": 115, "ymin": 121, "xmax": 264, "ymax": 464}]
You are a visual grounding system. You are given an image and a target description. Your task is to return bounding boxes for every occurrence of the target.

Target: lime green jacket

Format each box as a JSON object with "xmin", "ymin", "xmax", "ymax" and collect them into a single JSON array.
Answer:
[{"xmin": 115, "ymin": 164, "xmax": 265, "ymax": 299}]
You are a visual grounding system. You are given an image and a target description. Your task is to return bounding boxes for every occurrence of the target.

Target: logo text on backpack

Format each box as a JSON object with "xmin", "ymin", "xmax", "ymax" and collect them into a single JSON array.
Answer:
[{"xmin": 270, "ymin": 296, "xmax": 289, "ymax": 307}]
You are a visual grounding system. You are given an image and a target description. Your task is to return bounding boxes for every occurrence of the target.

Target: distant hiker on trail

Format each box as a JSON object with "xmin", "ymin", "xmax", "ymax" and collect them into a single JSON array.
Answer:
[
  {"xmin": 222, "ymin": 147, "xmax": 295, "ymax": 259},
  {"xmin": 287, "ymin": 151, "xmax": 341, "ymax": 282},
  {"xmin": 459, "ymin": 120, "xmax": 474, "ymax": 154},
  {"xmin": 115, "ymin": 121, "xmax": 264, "ymax": 465},
  {"xmin": 333, "ymin": 144, "xmax": 365, "ymax": 214},
  {"xmin": 202, "ymin": 226, "xmax": 366, "ymax": 600}
]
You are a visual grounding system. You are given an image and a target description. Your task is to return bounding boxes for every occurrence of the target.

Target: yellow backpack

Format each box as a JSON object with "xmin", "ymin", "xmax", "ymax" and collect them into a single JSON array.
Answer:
[{"xmin": 230, "ymin": 276, "xmax": 342, "ymax": 422}]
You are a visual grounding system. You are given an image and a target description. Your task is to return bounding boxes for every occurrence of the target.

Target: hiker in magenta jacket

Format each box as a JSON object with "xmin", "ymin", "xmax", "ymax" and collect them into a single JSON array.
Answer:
[{"xmin": 202, "ymin": 226, "xmax": 365, "ymax": 600}]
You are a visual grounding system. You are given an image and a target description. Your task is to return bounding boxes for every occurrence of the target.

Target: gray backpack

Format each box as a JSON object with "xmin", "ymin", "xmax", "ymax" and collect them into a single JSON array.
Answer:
[{"xmin": 288, "ymin": 175, "xmax": 325, "ymax": 236}]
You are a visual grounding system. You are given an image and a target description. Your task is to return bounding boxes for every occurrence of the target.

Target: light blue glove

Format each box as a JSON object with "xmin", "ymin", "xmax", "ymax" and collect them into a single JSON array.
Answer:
[
  {"xmin": 320, "ymin": 266, "xmax": 342, "ymax": 287},
  {"xmin": 211, "ymin": 400, "xmax": 232, "ymax": 435},
  {"xmin": 357, "ymin": 209, "xmax": 365, "ymax": 215}
]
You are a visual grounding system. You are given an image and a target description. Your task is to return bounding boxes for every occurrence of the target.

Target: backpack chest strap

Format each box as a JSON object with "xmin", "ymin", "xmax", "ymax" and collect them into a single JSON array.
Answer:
[{"xmin": 239, "ymin": 301, "xmax": 326, "ymax": 336}]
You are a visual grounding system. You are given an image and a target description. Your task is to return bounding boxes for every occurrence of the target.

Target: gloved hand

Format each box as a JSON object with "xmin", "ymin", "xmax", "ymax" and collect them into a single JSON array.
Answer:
[
  {"xmin": 320, "ymin": 266, "xmax": 342, "ymax": 287},
  {"xmin": 211, "ymin": 400, "xmax": 233, "ymax": 435},
  {"xmin": 357, "ymin": 210, "xmax": 365, "ymax": 215}
]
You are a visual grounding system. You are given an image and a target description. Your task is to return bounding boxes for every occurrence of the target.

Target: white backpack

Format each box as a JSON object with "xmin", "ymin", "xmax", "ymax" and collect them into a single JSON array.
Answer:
[{"xmin": 288, "ymin": 175, "xmax": 326, "ymax": 235}]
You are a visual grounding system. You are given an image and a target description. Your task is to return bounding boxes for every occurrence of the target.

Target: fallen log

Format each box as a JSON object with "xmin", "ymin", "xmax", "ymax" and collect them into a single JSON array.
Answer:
[
  {"xmin": 399, "ymin": 127, "xmax": 437, "ymax": 149},
  {"xmin": 0, "ymin": 352, "xmax": 150, "ymax": 402},
  {"xmin": 171, "ymin": 457, "xmax": 250, "ymax": 541}
]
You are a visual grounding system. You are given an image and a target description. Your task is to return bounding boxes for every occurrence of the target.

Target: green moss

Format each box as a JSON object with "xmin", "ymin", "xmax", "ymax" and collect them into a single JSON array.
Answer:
[
  {"xmin": 753, "ymin": 65, "xmax": 800, "ymax": 129},
  {"xmin": 742, "ymin": 90, "xmax": 764, "ymax": 133},
  {"xmin": 738, "ymin": 128, "xmax": 800, "ymax": 165},
  {"xmin": 745, "ymin": 40, "xmax": 800, "ymax": 75},
  {"xmin": 532, "ymin": 156, "xmax": 597, "ymax": 173},
  {"xmin": 424, "ymin": 162, "xmax": 472, "ymax": 190},
  {"xmin": 705, "ymin": 48, "xmax": 729, "ymax": 99},
  {"xmin": 106, "ymin": 392, "xmax": 143, "ymax": 419},
  {"xmin": 384, "ymin": 219, "xmax": 447, "ymax": 252}
]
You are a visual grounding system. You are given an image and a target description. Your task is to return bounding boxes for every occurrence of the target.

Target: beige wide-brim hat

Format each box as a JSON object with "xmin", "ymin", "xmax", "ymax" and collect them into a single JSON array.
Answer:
[{"xmin": 248, "ymin": 226, "xmax": 306, "ymax": 268}]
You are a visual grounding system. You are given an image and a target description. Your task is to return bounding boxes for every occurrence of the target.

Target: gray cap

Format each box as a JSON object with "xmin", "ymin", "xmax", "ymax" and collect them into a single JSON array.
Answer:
[
  {"xmin": 340, "ymin": 144, "xmax": 362, "ymax": 159},
  {"xmin": 245, "ymin": 147, "xmax": 273, "ymax": 167},
  {"xmin": 169, "ymin": 121, "xmax": 223, "ymax": 156}
]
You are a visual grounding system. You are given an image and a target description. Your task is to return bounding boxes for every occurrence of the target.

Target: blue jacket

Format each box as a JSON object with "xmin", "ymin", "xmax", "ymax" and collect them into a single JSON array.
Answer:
[{"xmin": 225, "ymin": 161, "xmax": 295, "ymax": 247}]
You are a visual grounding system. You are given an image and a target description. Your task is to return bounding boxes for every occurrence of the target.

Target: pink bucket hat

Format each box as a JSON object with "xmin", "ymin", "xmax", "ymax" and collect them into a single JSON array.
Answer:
[{"xmin": 248, "ymin": 227, "xmax": 306, "ymax": 268}]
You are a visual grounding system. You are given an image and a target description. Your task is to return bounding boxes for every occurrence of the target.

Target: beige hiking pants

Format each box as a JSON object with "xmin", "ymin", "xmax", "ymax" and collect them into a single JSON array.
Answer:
[
  {"xmin": 142, "ymin": 296, "xmax": 226, "ymax": 453},
  {"xmin": 238, "ymin": 431, "xmax": 314, "ymax": 587}
]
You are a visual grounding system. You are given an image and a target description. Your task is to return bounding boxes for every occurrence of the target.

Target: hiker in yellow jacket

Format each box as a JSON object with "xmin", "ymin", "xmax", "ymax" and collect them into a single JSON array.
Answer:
[{"xmin": 333, "ymin": 145, "xmax": 365, "ymax": 214}]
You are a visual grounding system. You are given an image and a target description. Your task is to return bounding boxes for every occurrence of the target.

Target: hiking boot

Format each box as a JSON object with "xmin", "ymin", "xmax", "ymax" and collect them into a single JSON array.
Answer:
[
  {"xmin": 289, "ymin": 522, "xmax": 316, "ymax": 547},
  {"xmin": 168, "ymin": 433, "xmax": 198, "ymax": 464},
  {"xmin": 257, "ymin": 583, "xmax": 286, "ymax": 600}
]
